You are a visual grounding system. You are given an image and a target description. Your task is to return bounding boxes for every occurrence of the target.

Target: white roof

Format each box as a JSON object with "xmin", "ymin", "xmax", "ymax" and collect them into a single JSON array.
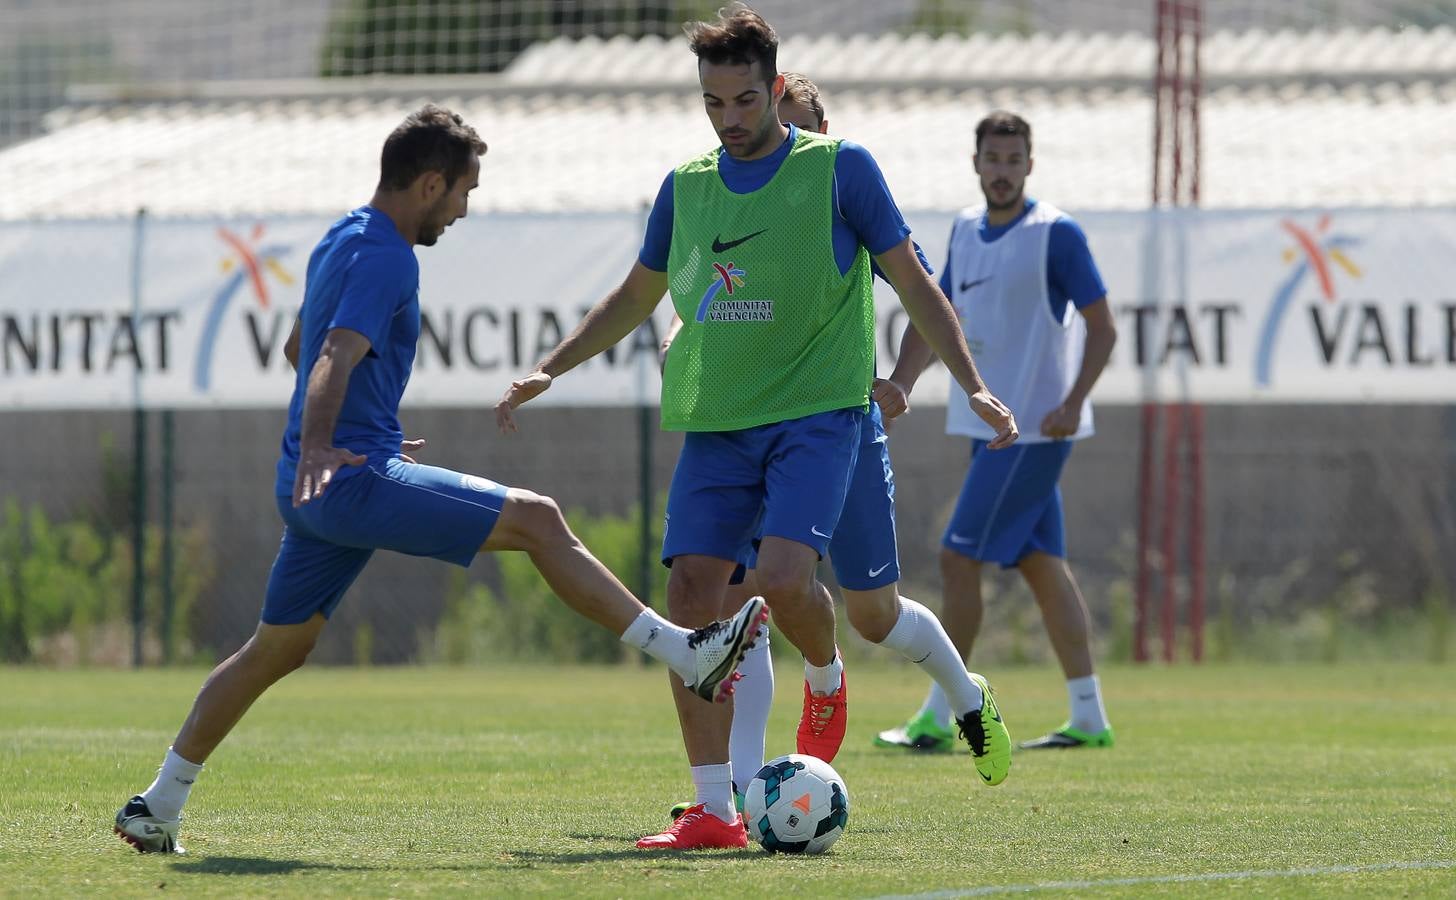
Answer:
[
  {"xmin": 506, "ymin": 26, "xmax": 1456, "ymax": 88},
  {"xmin": 2, "ymin": 27, "xmax": 1453, "ymax": 220}
]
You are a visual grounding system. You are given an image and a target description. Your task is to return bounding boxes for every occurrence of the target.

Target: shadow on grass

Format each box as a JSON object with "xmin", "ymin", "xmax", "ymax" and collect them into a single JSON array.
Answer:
[
  {"xmin": 169, "ymin": 856, "xmax": 377, "ymax": 876},
  {"xmin": 498, "ymin": 838, "xmax": 762, "ymax": 865}
]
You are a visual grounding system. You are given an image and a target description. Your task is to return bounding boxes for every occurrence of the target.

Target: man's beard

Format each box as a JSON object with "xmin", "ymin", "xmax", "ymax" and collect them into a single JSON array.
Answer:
[{"xmin": 722, "ymin": 116, "xmax": 776, "ymax": 158}]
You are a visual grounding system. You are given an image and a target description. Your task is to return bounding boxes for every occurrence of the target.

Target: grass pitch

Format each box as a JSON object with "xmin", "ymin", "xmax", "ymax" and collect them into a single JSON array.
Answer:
[{"xmin": 2, "ymin": 661, "xmax": 1453, "ymax": 897}]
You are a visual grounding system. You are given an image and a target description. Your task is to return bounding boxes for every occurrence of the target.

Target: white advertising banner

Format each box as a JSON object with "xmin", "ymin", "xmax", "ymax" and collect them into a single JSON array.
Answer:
[{"xmin": 1, "ymin": 207, "xmax": 1453, "ymax": 409}]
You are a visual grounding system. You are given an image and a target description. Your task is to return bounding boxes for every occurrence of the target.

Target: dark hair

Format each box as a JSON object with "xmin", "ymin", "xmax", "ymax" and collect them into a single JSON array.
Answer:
[
  {"xmin": 685, "ymin": 3, "xmax": 778, "ymax": 81},
  {"xmin": 781, "ymin": 72, "xmax": 825, "ymax": 128},
  {"xmin": 378, "ymin": 104, "xmax": 487, "ymax": 191},
  {"xmin": 975, "ymin": 110, "xmax": 1032, "ymax": 155}
]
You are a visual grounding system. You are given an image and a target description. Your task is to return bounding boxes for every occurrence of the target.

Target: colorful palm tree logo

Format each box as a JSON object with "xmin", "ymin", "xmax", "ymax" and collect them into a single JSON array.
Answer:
[
  {"xmin": 193, "ymin": 224, "xmax": 294, "ymax": 391},
  {"xmin": 1254, "ymin": 216, "xmax": 1361, "ymax": 387},
  {"xmin": 695, "ymin": 261, "xmax": 746, "ymax": 322}
]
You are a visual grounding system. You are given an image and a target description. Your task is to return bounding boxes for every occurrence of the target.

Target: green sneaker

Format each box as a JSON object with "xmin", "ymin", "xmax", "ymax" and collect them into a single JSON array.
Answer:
[
  {"xmin": 873, "ymin": 709, "xmax": 956, "ymax": 752},
  {"xmin": 957, "ymin": 674, "xmax": 1011, "ymax": 786},
  {"xmin": 669, "ymin": 790, "xmax": 744, "ymax": 821},
  {"xmin": 1018, "ymin": 723, "xmax": 1115, "ymax": 750}
]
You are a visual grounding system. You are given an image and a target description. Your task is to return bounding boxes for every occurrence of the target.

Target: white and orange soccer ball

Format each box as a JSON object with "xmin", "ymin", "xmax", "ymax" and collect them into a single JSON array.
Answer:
[{"xmin": 743, "ymin": 753, "xmax": 850, "ymax": 854}]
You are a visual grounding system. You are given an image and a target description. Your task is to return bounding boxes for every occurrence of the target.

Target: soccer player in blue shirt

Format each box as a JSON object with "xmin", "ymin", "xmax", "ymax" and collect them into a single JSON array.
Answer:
[
  {"xmin": 879, "ymin": 110, "xmax": 1120, "ymax": 753},
  {"xmin": 113, "ymin": 105, "xmax": 767, "ymax": 855}
]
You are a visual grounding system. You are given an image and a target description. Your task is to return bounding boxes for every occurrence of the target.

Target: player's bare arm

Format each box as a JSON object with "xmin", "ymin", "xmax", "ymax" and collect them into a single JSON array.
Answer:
[
  {"xmin": 495, "ymin": 261, "xmax": 668, "ymax": 433},
  {"xmin": 1041, "ymin": 296, "xmax": 1116, "ymax": 439},
  {"xmin": 886, "ymin": 321, "xmax": 937, "ymax": 399},
  {"xmin": 293, "ymin": 326, "xmax": 371, "ymax": 507},
  {"xmin": 875, "ymin": 237, "xmax": 1019, "ymax": 449}
]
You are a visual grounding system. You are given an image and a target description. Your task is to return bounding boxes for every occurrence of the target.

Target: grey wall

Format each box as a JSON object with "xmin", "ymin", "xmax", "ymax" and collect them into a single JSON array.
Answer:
[{"xmin": 3, "ymin": 402, "xmax": 1452, "ymax": 664}]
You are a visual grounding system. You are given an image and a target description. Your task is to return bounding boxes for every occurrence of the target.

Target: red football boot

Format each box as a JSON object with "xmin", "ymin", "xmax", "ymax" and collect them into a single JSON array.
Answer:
[
  {"xmin": 635, "ymin": 804, "xmax": 748, "ymax": 850},
  {"xmin": 796, "ymin": 668, "xmax": 848, "ymax": 763}
]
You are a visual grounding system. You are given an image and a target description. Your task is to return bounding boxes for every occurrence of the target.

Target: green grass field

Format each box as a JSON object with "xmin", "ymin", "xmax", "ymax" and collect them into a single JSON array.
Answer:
[{"xmin": 3, "ymin": 661, "xmax": 1454, "ymax": 898}]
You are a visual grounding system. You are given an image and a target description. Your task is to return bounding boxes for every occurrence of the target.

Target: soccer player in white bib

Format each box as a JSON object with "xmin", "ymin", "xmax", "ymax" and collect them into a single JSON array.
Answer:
[{"xmin": 878, "ymin": 111, "xmax": 1119, "ymax": 752}]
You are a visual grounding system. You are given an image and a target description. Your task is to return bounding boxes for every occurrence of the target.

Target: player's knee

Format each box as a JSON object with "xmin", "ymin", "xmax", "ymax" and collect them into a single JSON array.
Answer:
[
  {"xmin": 505, "ymin": 489, "xmax": 570, "ymax": 550},
  {"xmin": 754, "ymin": 567, "xmax": 815, "ymax": 610},
  {"xmin": 845, "ymin": 591, "xmax": 897, "ymax": 643},
  {"xmin": 940, "ymin": 546, "xmax": 983, "ymax": 579},
  {"xmin": 666, "ymin": 566, "xmax": 725, "ymax": 624},
  {"xmin": 245, "ymin": 631, "xmax": 317, "ymax": 677}
]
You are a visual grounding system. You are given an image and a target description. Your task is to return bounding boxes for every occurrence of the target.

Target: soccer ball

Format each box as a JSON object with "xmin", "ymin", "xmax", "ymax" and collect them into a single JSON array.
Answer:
[{"xmin": 743, "ymin": 753, "xmax": 850, "ymax": 854}]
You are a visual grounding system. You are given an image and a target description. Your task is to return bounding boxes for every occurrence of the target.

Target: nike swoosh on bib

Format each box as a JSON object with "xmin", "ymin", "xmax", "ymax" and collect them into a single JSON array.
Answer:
[
  {"xmin": 711, "ymin": 229, "xmax": 767, "ymax": 254},
  {"xmin": 959, "ymin": 276, "xmax": 990, "ymax": 292}
]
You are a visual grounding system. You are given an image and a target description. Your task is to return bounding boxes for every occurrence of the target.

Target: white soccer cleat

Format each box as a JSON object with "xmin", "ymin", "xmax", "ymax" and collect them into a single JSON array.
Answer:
[
  {"xmin": 685, "ymin": 596, "xmax": 769, "ymax": 702},
  {"xmin": 114, "ymin": 795, "xmax": 185, "ymax": 854}
]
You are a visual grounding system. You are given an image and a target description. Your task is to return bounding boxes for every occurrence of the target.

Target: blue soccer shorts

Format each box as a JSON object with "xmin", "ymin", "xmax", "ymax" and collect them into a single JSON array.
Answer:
[
  {"xmin": 662, "ymin": 407, "xmax": 863, "ymax": 568},
  {"xmin": 263, "ymin": 457, "xmax": 508, "ymax": 625},
  {"xmin": 738, "ymin": 402, "xmax": 900, "ymax": 590},
  {"xmin": 941, "ymin": 439, "xmax": 1074, "ymax": 568}
]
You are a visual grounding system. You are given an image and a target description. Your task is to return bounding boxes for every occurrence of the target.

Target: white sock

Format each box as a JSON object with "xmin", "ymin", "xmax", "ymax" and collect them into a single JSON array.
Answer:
[
  {"xmin": 804, "ymin": 651, "xmax": 843, "ymax": 696},
  {"xmin": 140, "ymin": 747, "xmax": 203, "ymax": 821},
  {"xmin": 1067, "ymin": 674, "xmax": 1110, "ymax": 734},
  {"xmin": 918, "ymin": 683, "xmax": 954, "ymax": 730},
  {"xmin": 621, "ymin": 609, "xmax": 696, "ymax": 683},
  {"xmin": 879, "ymin": 596, "xmax": 983, "ymax": 721},
  {"xmin": 729, "ymin": 626, "xmax": 773, "ymax": 793},
  {"xmin": 691, "ymin": 763, "xmax": 737, "ymax": 823}
]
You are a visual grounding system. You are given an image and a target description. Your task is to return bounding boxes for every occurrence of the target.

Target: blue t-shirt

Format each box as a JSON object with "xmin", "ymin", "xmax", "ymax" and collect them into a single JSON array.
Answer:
[
  {"xmin": 275, "ymin": 206, "xmax": 421, "ymax": 496},
  {"xmin": 639, "ymin": 125, "xmax": 914, "ymax": 278},
  {"xmin": 937, "ymin": 199, "xmax": 1107, "ymax": 322}
]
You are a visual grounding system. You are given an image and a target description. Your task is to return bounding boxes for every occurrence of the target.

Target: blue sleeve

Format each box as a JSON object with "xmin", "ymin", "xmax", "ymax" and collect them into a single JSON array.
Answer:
[
  {"xmin": 871, "ymin": 240, "xmax": 933, "ymax": 284},
  {"xmin": 638, "ymin": 172, "xmax": 675, "ymax": 272},
  {"xmin": 328, "ymin": 248, "xmax": 415, "ymax": 350},
  {"xmin": 833, "ymin": 141, "xmax": 911, "ymax": 257},
  {"xmin": 937, "ymin": 219, "xmax": 957, "ymax": 296},
  {"xmin": 1047, "ymin": 217, "xmax": 1107, "ymax": 309}
]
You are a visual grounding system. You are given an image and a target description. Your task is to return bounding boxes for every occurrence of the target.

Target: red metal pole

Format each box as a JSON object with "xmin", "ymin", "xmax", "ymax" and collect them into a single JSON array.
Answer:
[
  {"xmin": 1188, "ymin": 403, "xmax": 1206, "ymax": 661},
  {"xmin": 1170, "ymin": 0, "xmax": 1186, "ymax": 203},
  {"xmin": 1151, "ymin": 0, "xmax": 1168, "ymax": 205},
  {"xmin": 1187, "ymin": 0, "xmax": 1205, "ymax": 661},
  {"xmin": 1159, "ymin": 403, "xmax": 1184, "ymax": 663},
  {"xmin": 1189, "ymin": 0, "xmax": 1203, "ymax": 205}
]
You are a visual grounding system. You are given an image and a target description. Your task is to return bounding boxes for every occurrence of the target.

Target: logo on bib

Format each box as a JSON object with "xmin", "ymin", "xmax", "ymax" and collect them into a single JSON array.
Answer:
[{"xmin": 694, "ymin": 262, "xmax": 774, "ymax": 323}]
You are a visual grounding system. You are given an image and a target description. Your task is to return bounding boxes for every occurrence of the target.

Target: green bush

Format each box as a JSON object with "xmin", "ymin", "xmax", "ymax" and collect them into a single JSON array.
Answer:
[{"xmin": 0, "ymin": 499, "xmax": 214, "ymax": 665}]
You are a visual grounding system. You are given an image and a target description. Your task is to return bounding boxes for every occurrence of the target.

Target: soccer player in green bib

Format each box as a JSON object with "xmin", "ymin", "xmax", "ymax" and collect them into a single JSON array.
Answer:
[{"xmin": 497, "ymin": 3, "xmax": 1018, "ymax": 850}]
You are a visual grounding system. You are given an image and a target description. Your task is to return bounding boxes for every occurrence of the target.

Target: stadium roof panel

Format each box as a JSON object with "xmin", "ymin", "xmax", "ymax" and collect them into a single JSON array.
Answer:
[{"xmin": 2, "ymin": 27, "xmax": 1453, "ymax": 220}]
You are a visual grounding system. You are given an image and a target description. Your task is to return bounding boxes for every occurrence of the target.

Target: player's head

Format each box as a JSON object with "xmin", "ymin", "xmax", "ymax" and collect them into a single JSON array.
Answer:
[
  {"xmin": 377, "ymin": 104, "xmax": 487, "ymax": 246},
  {"xmin": 686, "ymin": 3, "xmax": 784, "ymax": 158},
  {"xmin": 973, "ymin": 110, "xmax": 1033, "ymax": 212},
  {"xmin": 780, "ymin": 72, "xmax": 828, "ymax": 134}
]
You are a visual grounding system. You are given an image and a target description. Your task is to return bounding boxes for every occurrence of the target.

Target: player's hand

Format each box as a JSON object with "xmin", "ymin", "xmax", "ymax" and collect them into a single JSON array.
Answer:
[
  {"xmin": 400, "ymin": 438, "xmax": 427, "ymax": 463},
  {"xmin": 496, "ymin": 371, "xmax": 553, "ymax": 434},
  {"xmin": 969, "ymin": 390, "xmax": 1018, "ymax": 450},
  {"xmin": 872, "ymin": 378, "xmax": 910, "ymax": 420},
  {"xmin": 1040, "ymin": 403, "xmax": 1080, "ymax": 440},
  {"xmin": 293, "ymin": 445, "xmax": 366, "ymax": 507}
]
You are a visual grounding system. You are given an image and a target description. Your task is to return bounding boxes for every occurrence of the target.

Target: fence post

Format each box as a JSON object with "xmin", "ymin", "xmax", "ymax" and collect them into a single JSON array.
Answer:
[
  {"xmin": 130, "ymin": 207, "xmax": 149, "ymax": 667},
  {"xmin": 635, "ymin": 203, "xmax": 655, "ymax": 614},
  {"xmin": 161, "ymin": 408, "xmax": 176, "ymax": 664}
]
